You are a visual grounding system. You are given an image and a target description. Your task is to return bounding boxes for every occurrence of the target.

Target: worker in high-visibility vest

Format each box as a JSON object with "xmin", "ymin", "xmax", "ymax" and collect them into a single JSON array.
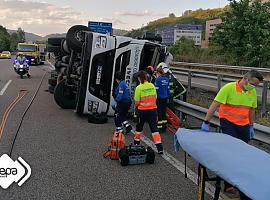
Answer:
[
  {"xmin": 155, "ymin": 66, "xmax": 170, "ymax": 132},
  {"xmin": 202, "ymin": 69, "xmax": 263, "ymax": 193},
  {"xmin": 134, "ymin": 70, "xmax": 164, "ymax": 154}
]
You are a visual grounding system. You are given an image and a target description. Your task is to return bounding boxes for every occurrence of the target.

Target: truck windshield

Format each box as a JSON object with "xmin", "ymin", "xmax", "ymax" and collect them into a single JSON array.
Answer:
[{"xmin": 17, "ymin": 45, "xmax": 35, "ymax": 52}]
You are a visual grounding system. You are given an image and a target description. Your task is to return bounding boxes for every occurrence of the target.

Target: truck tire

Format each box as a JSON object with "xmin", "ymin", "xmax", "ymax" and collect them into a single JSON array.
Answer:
[
  {"xmin": 66, "ymin": 25, "xmax": 90, "ymax": 52},
  {"xmin": 146, "ymin": 147, "xmax": 155, "ymax": 164},
  {"xmin": 48, "ymin": 45, "xmax": 61, "ymax": 53},
  {"xmin": 88, "ymin": 112, "xmax": 108, "ymax": 124},
  {"xmin": 48, "ymin": 37, "xmax": 65, "ymax": 46},
  {"xmin": 54, "ymin": 80, "xmax": 76, "ymax": 109},
  {"xmin": 119, "ymin": 148, "xmax": 129, "ymax": 166},
  {"xmin": 61, "ymin": 40, "xmax": 70, "ymax": 54}
]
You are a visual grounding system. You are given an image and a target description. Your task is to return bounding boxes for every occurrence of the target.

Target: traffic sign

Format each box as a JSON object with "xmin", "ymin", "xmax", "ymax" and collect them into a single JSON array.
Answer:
[{"xmin": 88, "ymin": 21, "xmax": 113, "ymax": 36}]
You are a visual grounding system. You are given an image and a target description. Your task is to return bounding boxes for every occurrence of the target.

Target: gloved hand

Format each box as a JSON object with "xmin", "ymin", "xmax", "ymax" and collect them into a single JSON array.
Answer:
[
  {"xmin": 249, "ymin": 125, "xmax": 255, "ymax": 139},
  {"xmin": 111, "ymin": 99, "xmax": 117, "ymax": 110},
  {"xmin": 201, "ymin": 121, "xmax": 209, "ymax": 132}
]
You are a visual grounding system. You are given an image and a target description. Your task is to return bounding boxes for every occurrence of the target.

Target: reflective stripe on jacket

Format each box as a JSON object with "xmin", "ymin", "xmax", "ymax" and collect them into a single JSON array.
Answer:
[{"xmin": 134, "ymin": 81, "xmax": 157, "ymax": 110}]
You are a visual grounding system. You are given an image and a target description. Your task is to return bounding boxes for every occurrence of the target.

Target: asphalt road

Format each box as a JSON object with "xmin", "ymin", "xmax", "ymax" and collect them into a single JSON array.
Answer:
[{"xmin": 0, "ymin": 59, "xmax": 211, "ymax": 199}]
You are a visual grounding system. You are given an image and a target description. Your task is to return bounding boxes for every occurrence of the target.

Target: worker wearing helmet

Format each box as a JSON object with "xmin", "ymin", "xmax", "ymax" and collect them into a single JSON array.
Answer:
[
  {"xmin": 155, "ymin": 67, "xmax": 170, "ymax": 132},
  {"xmin": 145, "ymin": 65, "xmax": 156, "ymax": 83},
  {"xmin": 134, "ymin": 71, "xmax": 163, "ymax": 154},
  {"xmin": 157, "ymin": 62, "xmax": 174, "ymax": 111},
  {"xmin": 16, "ymin": 53, "xmax": 31, "ymax": 78},
  {"xmin": 114, "ymin": 71, "xmax": 133, "ymax": 134}
]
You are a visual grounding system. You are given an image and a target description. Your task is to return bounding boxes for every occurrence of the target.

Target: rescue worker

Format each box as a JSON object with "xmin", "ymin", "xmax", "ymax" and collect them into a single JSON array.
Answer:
[
  {"xmin": 134, "ymin": 70, "xmax": 164, "ymax": 154},
  {"xmin": 16, "ymin": 53, "xmax": 30, "ymax": 78},
  {"xmin": 201, "ymin": 69, "xmax": 263, "ymax": 193},
  {"xmin": 155, "ymin": 67, "xmax": 170, "ymax": 132},
  {"xmin": 145, "ymin": 65, "xmax": 156, "ymax": 83},
  {"xmin": 114, "ymin": 71, "xmax": 133, "ymax": 134},
  {"xmin": 157, "ymin": 62, "xmax": 175, "ymax": 111}
]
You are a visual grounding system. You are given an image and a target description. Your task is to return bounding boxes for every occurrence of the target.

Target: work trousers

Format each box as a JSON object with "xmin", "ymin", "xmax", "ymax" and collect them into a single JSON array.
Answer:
[
  {"xmin": 114, "ymin": 101, "xmax": 131, "ymax": 129},
  {"xmin": 220, "ymin": 118, "xmax": 250, "ymax": 190},
  {"xmin": 157, "ymin": 98, "xmax": 168, "ymax": 130}
]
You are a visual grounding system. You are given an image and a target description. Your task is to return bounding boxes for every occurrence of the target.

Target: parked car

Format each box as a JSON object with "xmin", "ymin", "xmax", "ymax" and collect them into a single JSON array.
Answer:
[{"xmin": 0, "ymin": 51, "xmax": 11, "ymax": 59}]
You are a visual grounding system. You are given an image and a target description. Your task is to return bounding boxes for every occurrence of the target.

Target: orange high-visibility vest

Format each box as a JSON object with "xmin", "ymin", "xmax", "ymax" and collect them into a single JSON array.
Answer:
[{"xmin": 134, "ymin": 81, "xmax": 157, "ymax": 110}]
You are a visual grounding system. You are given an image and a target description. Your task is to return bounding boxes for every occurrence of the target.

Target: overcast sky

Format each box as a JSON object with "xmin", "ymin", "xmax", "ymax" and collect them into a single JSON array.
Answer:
[{"xmin": 0, "ymin": 0, "xmax": 229, "ymax": 36}]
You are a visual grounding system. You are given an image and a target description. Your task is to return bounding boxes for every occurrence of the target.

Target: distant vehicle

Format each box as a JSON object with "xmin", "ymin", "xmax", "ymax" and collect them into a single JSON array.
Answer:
[
  {"xmin": 0, "ymin": 51, "xmax": 11, "ymax": 59},
  {"xmin": 13, "ymin": 58, "xmax": 30, "ymax": 79},
  {"xmin": 16, "ymin": 43, "xmax": 46, "ymax": 65}
]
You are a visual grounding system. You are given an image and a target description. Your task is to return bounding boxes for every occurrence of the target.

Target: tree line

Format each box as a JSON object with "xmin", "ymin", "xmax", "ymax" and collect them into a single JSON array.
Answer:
[
  {"xmin": 0, "ymin": 25, "xmax": 25, "ymax": 52},
  {"xmin": 169, "ymin": 0, "xmax": 270, "ymax": 68}
]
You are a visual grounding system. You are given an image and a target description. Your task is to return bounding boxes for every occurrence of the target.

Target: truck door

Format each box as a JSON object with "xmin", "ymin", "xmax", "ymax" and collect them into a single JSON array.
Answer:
[{"xmin": 80, "ymin": 33, "xmax": 116, "ymax": 115}]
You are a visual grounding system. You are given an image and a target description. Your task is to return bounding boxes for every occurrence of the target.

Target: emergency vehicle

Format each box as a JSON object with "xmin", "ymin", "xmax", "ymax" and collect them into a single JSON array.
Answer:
[{"xmin": 17, "ymin": 43, "xmax": 46, "ymax": 65}]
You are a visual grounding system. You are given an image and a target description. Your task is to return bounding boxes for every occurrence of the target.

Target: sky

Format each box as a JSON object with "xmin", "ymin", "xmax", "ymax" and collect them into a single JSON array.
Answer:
[{"xmin": 0, "ymin": 0, "xmax": 229, "ymax": 36}]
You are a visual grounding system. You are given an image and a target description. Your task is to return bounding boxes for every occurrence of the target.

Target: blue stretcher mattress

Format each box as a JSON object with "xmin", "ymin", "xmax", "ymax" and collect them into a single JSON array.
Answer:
[{"xmin": 174, "ymin": 128, "xmax": 270, "ymax": 200}]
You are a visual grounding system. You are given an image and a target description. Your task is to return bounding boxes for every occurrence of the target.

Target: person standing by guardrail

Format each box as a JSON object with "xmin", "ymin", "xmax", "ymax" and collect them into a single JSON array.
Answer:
[
  {"xmin": 155, "ymin": 67, "xmax": 170, "ymax": 132},
  {"xmin": 201, "ymin": 69, "xmax": 264, "ymax": 193},
  {"xmin": 133, "ymin": 71, "xmax": 164, "ymax": 154}
]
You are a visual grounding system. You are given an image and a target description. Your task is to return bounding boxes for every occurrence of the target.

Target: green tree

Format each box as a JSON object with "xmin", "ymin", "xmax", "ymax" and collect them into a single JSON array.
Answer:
[
  {"xmin": 0, "ymin": 25, "xmax": 11, "ymax": 51},
  {"xmin": 212, "ymin": 0, "xmax": 270, "ymax": 67},
  {"xmin": 17, "ymin": 27, "xmax": 25, "ymax": 42}
]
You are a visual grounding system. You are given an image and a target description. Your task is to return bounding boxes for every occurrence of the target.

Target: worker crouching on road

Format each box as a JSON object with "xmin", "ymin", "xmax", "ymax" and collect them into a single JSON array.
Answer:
[
  {"xmin": 134, "ymin": 71, "xmax": 164, "ymax": 154},
  {"xmin": 201, "ymin": 69, "xmax": 263, "ymax": 193},
  {"xmin": 155, "ymin": 67, "xmax": 170, "ymax": 132},
  {"xmin": 114, "ymin": 71, "xmax": 133, "ymax": 134}
]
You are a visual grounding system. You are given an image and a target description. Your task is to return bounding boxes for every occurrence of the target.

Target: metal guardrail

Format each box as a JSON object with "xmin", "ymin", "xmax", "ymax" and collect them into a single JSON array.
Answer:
[
  {"xmin": 171, "ymin": 66, "xmax": 269, "ymax": 117},
  {"xmin": 171, "ymin": 61, "xmax": 270, "ymax": 75},
  {"xmin": 174, "ymin": 99, "xmax": 270, "ymax": 145}
]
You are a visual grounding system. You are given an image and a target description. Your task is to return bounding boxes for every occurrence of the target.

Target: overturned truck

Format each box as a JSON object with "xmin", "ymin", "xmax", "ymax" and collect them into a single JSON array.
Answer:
[{"xmin": 48, "ymin": 25, "xmax": 185, "ymax": 121}]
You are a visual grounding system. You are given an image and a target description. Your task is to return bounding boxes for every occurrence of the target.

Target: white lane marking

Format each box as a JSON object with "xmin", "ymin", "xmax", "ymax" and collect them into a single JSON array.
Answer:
[
  {"xmin": 141, "ymin": 134, "xmax": 228, "ymax": 199},
  {"xmin": 0, "ymin": 80, "xmax": 12, "ymax": 95},
  {"xmin": 46, "ymin": 60, "xmax": 55, "ymax": 70}
]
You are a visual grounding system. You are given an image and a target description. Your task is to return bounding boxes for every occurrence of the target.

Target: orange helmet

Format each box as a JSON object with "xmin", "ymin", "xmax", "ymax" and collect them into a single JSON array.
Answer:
[{"xmin": 146, "ymin": 66, "xmax": 154, "ymax": 73}]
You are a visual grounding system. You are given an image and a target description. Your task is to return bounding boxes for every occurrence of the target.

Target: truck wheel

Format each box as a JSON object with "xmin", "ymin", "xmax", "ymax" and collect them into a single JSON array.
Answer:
[
  {"xmin": 48, "ymin": 45, "xmax": 61, "ymax": 53},
  {"xmin": 61, "ymin": 40, "xmax": 71, "ymax": 54},
  {"xmin": 119, "ymin": 148, "xmax": 129, "ymax": 166},
  {"xmin": 66, "ymin": 25, "xmax": 90, "ymax": 52},
  {"xmin": 48, "ymin": 37, "xmax": 65, "ymax": 46},
  {"xmin": 146, "ymin": 147, "xmax": 155, "ymax": 164},
  {"xmin": 54, "ymin": 80, "xmax": 76, "ymax": 109}
]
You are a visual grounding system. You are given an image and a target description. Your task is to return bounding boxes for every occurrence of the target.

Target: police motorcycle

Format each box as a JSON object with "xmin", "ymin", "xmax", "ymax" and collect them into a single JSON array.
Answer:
[{"xmin": 13, "ymin": 58, "xmax": 30, "ymax": 79}]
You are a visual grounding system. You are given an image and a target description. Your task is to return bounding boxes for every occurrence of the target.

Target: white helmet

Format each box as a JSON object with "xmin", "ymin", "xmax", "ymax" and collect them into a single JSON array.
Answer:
[{"xmin": 157, "ymin": 62, "xmax": 170, "ymax": 73}]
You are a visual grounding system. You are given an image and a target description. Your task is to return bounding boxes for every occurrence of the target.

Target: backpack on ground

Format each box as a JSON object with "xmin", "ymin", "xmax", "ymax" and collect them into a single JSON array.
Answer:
[{"xmin": 103, "ymin": 131, "xmax": 125, "ymax": 160}]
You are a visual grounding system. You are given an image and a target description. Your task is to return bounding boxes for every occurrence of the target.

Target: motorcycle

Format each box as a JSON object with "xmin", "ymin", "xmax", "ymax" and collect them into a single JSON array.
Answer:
[{"xmin": 13, "ymin": 59, "xmax": 30, "ymax": 79}]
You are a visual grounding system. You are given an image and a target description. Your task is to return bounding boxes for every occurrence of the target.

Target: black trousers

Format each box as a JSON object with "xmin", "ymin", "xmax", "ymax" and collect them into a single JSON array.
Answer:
[
  {"xmin": 157, "ymin": 98, "xmax": 168, "ymax": 129},
  {"xmin": 114, "ymin": 101, "xmax": 131, "ymax": 128},
  {"xmin": 136, "ymin": 109, "xmax": 158, "ymax": 133},
  {"xmin": 220, "ymin": 118, "xmax": 250, "ymax": 190}
]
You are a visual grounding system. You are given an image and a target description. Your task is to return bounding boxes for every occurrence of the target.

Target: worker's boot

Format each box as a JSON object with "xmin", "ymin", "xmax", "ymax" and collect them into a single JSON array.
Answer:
[
  {"xmin": 123, "ymin": 121, "xmax": 133, "ymax": 134},
  {"xmin": 156, "ymin": 143, "xmax": 163, "ymax": 154}
]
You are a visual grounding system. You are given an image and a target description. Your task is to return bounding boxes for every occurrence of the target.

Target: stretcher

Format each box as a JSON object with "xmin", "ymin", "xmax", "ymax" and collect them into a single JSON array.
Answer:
[
  {"xmin": 166, "ymin": 107, "xmax": 181, "ymax": 134},
  {"xmin": 174, "ymin": 128, "xmax": 270, "ymax": 200}
]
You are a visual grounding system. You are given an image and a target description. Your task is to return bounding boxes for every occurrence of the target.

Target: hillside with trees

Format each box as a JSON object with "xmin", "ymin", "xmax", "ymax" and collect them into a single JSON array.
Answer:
[{"xmin": 125, "ymin": 6, "xmax": 230, "ymax": 38}]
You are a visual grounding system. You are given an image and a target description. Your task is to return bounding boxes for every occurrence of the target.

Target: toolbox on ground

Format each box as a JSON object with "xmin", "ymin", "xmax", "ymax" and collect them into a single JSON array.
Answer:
[{"xmin": 118, "ymin": 145, "xmax": 155, "ymax": 166}]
